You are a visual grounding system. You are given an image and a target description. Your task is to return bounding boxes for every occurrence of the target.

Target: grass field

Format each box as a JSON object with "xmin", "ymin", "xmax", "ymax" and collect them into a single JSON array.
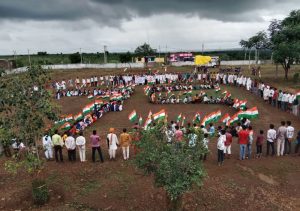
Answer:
[{"xmin": 0, "ymin": 65, "xmax": 300, "ymax": 210}]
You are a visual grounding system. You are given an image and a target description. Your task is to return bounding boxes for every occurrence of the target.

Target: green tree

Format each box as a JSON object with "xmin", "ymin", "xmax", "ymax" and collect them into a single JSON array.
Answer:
[
  {"xmin": 0, "ymin": 65, "xmax": 58, "ymax": 204},
  {"xmin": 248, "ymin": 31, "xmax": 269, "ymax": 65},
  {"xmin": 119, "ymin": 52, "xmax": 132, "ymax": 63},
  {"xmin": 134, "ymin": 43, "xmax": 156, "ymax": 57},
  {"xmin": 69, "ymin": 52, "xmax": 81, "ymax": 64},
  {"xmin": 134, "ymin": 123, "xmax": 206, "ymax": 210},
  {"xmin": 239, "ymin": 39, "xmax": 254, "ymax": 68},
  {"xmin": 269, "ymin": 10, "xmax": 300, "ymax": 79},
  {"xmin": 0, "ymin": 65, "xmax": 58, "ymax": 170}
]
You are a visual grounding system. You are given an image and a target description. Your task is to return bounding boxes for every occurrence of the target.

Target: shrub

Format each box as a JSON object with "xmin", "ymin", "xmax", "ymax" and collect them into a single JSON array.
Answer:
[
  {"xmin": 32, "ymin": 179, "xmax": 49, "ymax": 205},
  {"xmin": 134, "ymin": 122, "xmax": 206, "ymax": 210}
]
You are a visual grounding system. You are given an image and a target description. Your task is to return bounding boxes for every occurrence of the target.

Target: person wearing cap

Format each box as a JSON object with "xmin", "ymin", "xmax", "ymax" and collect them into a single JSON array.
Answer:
[{"xmin": 107, "ymin": 128, "xmax": 119, "ymax": 160}]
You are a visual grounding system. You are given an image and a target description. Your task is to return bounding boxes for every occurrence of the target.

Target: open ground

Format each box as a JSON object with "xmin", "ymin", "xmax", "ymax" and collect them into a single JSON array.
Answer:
[{"xmin": 0, "ymin": 65, "xmax": 300, "ymax": 210}]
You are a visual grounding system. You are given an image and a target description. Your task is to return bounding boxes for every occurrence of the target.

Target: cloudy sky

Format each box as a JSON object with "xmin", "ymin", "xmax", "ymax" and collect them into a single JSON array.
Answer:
[{"xmin": 0, "ymin": 0, "xmax": 299, "ymax": 55}]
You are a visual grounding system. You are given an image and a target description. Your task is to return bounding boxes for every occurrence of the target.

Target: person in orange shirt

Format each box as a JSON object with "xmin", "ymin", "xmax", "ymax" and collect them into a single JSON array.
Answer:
[{"xmin": 119, "ymin": 128, "xmax": 132, "ymax": 160}]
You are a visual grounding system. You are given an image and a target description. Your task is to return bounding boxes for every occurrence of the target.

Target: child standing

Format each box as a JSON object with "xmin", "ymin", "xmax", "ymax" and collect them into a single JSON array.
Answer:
[{"xmin": 256, "ymin": 130, "xmax": 264, "ymax": 158}]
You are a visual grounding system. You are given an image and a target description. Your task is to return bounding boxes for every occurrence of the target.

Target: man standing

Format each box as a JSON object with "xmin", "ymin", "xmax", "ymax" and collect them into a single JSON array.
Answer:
[
  {"xmin": 65, "ymin": 132, "xmax": 76, "ymax": 162},
  {"xmin": 267, "ymin": 124, "xmax": 276, "ymax": 156},
  {"xmin": 285, "ymin": 121, "xmax": 294, "ymax": 155},
  {"xmin": 119, "ymin": 128, "xmax": 132, "ymax": 160},
  {"xmin": 224, "ymin": 129, "xmax": 233, "ymax": 159},
  {"xmin": 42, "ymin": 133, "xmax": 53, "ymax": 161},
  {"xmin": 217, "ymin": 130, "xmax": 226, "ymax": 166},
  {"xmin": 238, "ymin": 125, "xmax": 249, "ymax": 160},
  {"xmin": 90, "ymin": 130, "xmax": 104, "ymax": 163},
  {"xmin": 52, "ymin": 130, "xmax": 64, "ymax": 162},
  {"xmin": 107, "ymin": 128, "xmax": 119, "ymax": 160},
  {"xmin": 76, "ymin": 131, "xmax": 86, "ymax": 162},
  {"xmin": 277, "ymin": 121, "xmax": 287, "ymax": 156},
  {"xmin": 277, "ymin": 90, "xmax": 283, "ymax": 109}
]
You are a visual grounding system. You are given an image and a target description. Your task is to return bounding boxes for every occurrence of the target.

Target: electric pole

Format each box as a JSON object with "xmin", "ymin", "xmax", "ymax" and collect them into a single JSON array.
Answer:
[{"xmin": 27, "ymin": 49, "xmax": 31, "ymax": 68}]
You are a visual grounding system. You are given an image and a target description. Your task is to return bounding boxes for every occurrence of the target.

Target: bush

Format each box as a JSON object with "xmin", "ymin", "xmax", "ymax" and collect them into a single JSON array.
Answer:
[
  {"xmin": 32, "ymin": 179, "xmax": 49, "ymax": 205},
  {"xmin": 134, "ymin": 122, "xmax": 206, "ymax": 210},
  {"xmin": 292, "ymin": 73, "xmax": 299, "ymax": 83}
]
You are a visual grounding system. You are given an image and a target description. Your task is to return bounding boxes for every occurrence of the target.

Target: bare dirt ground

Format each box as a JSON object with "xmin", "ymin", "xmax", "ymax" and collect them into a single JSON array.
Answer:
[{"xmin": 0, "ymin": 67, "xmax": 300, "ymax": 210}]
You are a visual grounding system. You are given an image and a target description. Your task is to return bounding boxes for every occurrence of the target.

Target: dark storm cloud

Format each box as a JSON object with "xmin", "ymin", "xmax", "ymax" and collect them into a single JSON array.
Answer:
[{"xmin": 0, "ymin": 0, "xmax": 298, "ymax": 25}]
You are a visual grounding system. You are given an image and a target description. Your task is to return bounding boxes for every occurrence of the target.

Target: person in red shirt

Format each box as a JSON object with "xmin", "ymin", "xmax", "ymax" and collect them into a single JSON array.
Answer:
[
  {"xmin": 256, "ymin": 130, "xmax": 264, "ymax": 158},
  {"xmin": 238, "ymin": 125, "xmax": 249, "ymax": 160},
  {"xmin": 272, "ymin": 88, "xmax": 278, "ymax": 107},
  {"xmin": 225, "ymin": 129, "xmax": 233, "ymax": 159},
  {"xmin": 174, "ymin": 125, "xmax": 183, "ymax": 149}
]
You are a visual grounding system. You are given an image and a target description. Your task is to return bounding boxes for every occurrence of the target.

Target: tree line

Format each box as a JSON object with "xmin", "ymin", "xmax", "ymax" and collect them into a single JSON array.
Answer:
[{"xmin": 240, "ymin": 10, "xmax": 300, "ymax": 79}]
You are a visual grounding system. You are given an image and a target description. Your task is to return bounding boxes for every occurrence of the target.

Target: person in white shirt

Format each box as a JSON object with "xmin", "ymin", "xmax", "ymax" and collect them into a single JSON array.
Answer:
[
  {"xmin": 82, "ymin": 78, "xmax": 86, "ymax": 87},
  {"xmin": 217, "ymin": 130, "xmax": 226, "ymax": 166},
  {"xmin": 268, "ymin": 88, "xmax": 274, "ymax": 104},
  {"xmin": 65, "ymin": 133, "xmax": 76, "ymax": 161},
  {"xmin": 76, "ymin": 132, "xmax": 86, "ymax": 162},
  {"xmin": 282, "ymin": 92, "xmax": 288, "ymax": 111},
  {"xmin": 285, "ymin": 121, "xmax": 294, "ymax": 155},
  {"xmin": 267, "ymin": 124, "xmax": 276, "ymax": 156},
  {"xmin": 201, "ymin": 125, "xmax": 208, "ymax": 134},
  {"xmin": 94, "ymin": 76, "xmax": 98, "ymax": 87},
  {"xmin": 87, "ymin": 78, "xmax": 91, "ymax": 87},
  {"xmin": 42, "ymin": 134, "xmax": 53, "ymax": 160},
  {"xmin": 107, "ymin": 128, "xmax": 119, "ymax": 160},
  {"xmin": 263, "ymin": 86, "xmax": 270, "ymax": 101}
]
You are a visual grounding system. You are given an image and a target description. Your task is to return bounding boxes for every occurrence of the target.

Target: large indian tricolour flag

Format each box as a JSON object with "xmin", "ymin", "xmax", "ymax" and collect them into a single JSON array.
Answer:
[
  {"xmin": 152, "ymin": 109, "xmax": 166, "ymax": 121},
  {"xmin": 60, "ymin": 122, "xmax": 71, "ymax": 131},
  {"xmin": 83, "ymin": 103, "xmax": 94, "ymax": 115},
  {"xmin": 220, "ymin": 113, "xmax": 230, "ymax": 124},
  {"xmin": 128, "ymin": 110, "xmax": 138, "ymax": 122},
  {"xmin": 144, "ymin": 117, "xmax": 152, "ymax": 130},
  {"xmin": 201, "ymin": 110, "xmax": 222, "ymax": 126},
  {"xmin": 238, "ymin": 107, "xmax": 259, "ymax": 119},
  {"xmin": 74, "ymin": 112, "xmax": 83, "ymax": 121}
]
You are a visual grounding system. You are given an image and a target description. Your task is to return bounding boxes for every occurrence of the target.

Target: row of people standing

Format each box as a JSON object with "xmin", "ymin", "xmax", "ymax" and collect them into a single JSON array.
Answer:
[{"xmin": 43, "ymin": 128, "xmax": 138, "ymax": 163}]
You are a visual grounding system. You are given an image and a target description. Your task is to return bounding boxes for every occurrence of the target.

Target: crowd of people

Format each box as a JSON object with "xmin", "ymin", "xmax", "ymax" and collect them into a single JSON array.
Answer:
[
  {"xmin": 51, "ymin": 69, "xmax": 299, "ymax": 117},
  {"xmin": 37, "ymin": 116, "xmax": 300, "ymax": 166},
  {"xmin": 31, "ymin": 68, "xmax": 297, "ymax": 165}
]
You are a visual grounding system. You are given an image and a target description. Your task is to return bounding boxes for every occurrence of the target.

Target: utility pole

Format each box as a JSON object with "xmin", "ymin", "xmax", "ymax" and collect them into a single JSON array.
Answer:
[
  {"xmin": 12, "ymin": 50, "xmax": 18, "ymax": 68},
  {"xmin": 103, "ymin": 45, "xmax": 107, "ymax": 64},
  {"xmin": 80, "ymin": 48, "xmax": 83, "ymax": 64},
  {"xmin": 202, "ymin": 43, "xmax": 204, "ymax": 55},
  {"xmin": 27, "ymin": 49, "xmax": 31, "ymax": 68}
]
